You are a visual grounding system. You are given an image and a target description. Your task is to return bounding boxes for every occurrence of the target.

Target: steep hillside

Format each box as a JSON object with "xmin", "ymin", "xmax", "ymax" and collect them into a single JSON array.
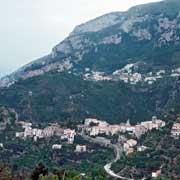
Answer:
[
  {"xmin": 1, "ymin": 0, "xmax": 180, "ymax": 123},
  {"xmin": 0, "ymin": 106, "xmax": 18, "ymax": 131},
  {"xmin": 111, "ymin": 113, "xmax": 180, "ymax": 179}
]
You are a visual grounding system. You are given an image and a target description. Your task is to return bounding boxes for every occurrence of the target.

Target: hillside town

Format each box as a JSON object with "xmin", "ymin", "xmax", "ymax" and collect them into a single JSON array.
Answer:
[
  {"xmin": 14, "ymin": 115, "xmax": 166, "ymax": 157},
  {"xmin": 12, "ymin": 115, "xmax": 168, "ymax": 179},
  {"xmin": 16, "ymin": 121, "xmax": 76, "ymax": 144},
  {"xmin": 0, "ymin": 106, "xmax": 176, "ymax": 180},
  {"xmin": 76, "ymin": 116, "xmax": 166, "ymax": 179},
  {"xmin": 15, "ymin": 121, "xmax": 90, "ymax": 153},
  {"xmin": 83, "ymin": 63, "xmax": 180, "ymax": 85},
  {"xmin": 78, "ymin": 116, "xmax": 166, "ymax": 155},
  {"xmin": 80, "ymin": 116, "xmax": 165, "ymax": 138}
]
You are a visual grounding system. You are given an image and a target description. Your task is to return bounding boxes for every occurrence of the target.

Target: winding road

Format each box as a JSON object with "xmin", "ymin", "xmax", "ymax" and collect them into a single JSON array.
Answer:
[
  {"xmin": 78, "ymin": 132, "xmax": 133, "ymax": 180},
  {"xmin": 104, "ymin": 144, "xmax": 133, "ymax": 180}
]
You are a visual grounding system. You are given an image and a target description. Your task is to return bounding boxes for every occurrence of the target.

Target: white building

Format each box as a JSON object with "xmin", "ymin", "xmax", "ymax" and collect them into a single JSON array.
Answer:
[
  {"xmin": 125, "ymin": 126, "xmax": 135, "ymax": 132},
  {"xmin": 137, "ymin": 146, "xmax": 148, "ymax": 152},
  {"xmin": 17, "ymin": 121, "xmax": 32, "ymax": 129},
  {"xmin": 124, "ymin": 139, "xmax": 137, "ymax": 155},
  {"xmin": 16, "ymin": 132, "xmax": 24, "ymax": 138},
  {"xmin": 156, "ymin": 70, "xmax": 165, "ymax": 76},
  {"xmin": 123, "ymin": 143, "xmax": 130, "ymax": 152},
  {"xmin": 171, "ymin": 123, "xmax": 180, "ymax": 138},
  {"xmin": 141, "ymin": 117, "xmax": 165, "ymax": 130},
  {"xmin": 33, "ymin": 128, "xmax": 44, "ymax": 138},
  {"xmin": 52, "ymin": 144, "xmax": 62, "ymax": 150},
  {"xmin": 126, "ymin": 139, "xmax": 137, "ymax": 147},
  {"xmin": 141, "ymin": 121, "xmax": 155, "ymax": 130},
  {"xmin": 144, "ymin": 76, "xmax": 157, "ymax": 84},
  {"xmin": 75, "ymin": 145, "xmax": 87, "ymax": 152},
  {"xmin": 64, "ymin": 129, "xmax": 76, "ymax": 144},
  {"xmin": 132, "ymin": 125, "xmax": 148, "ymax": 138},
  {"xmin": 129, "ymin": 73, "xmax": 142, "ymax": 84},
  {"xmin": 43, "ymin": 127, "xmax": 55, "ymax": 137},
  {"xmin": 84, "ymin": 118, "xmax": 109, "ymax": 127},
  {"xmin": 89, "ymin": 125, "xmax": 120, "ymax": 136},
  {"xmin": 152, "ymin": 170, "xmax": 161, "ymax": 178},
  {"xmin": 24, "ymin": 127, "xmax": 33, "ymax": 137},
  {"xmin": 33, "ymin": 136, "xmax": 38, "ymax": 142},
  {"xmin": 0, "ymin": 143, "xmax": 3, "ymax": 148}
]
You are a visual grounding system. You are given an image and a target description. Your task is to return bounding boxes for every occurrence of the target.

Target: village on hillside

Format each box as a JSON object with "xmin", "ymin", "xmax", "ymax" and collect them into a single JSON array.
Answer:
[
  {"xmin": 13, "ymin": 116, "xmax": 168, "ymax": 156},
  {"xmin": 6, "ymin": 112, "xmax": 180, "ymax": 180},
  {"xmin": 78, "ymin": 116, "xmax": 166, "ymax": 155},
  {"xmin": 1, "ymin": 107, "xmax": 180, "ymax": 179},
  {"xmin": 83, "ymin": 63, "xmax": 180, "ymax": 85}
]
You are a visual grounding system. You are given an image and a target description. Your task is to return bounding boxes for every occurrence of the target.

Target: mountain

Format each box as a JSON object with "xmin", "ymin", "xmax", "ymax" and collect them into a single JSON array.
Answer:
[{"xmin": 1, "ymin": 0, "xmax": 180, "ymax": 123}]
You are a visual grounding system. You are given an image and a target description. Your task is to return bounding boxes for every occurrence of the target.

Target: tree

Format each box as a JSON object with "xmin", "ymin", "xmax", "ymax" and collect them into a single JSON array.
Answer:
[
  {"xmin": 31, "ymin": 161, "xmax": 48, "ymax": 180},
  {"xmin": 39, "ymin": 175, "xmax": 59, "ymax": 180},
  {"xmin": 53, "ymin": 168, "xmax": 66, "ymax": 180},
  {"xmin": 0, "ymin": 165, "xmax": 12, "ymax": 180}
]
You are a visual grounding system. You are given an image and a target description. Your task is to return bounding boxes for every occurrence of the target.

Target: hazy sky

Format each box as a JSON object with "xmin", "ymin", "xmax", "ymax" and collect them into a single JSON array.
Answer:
[{"xmin": 0, "ymin": 0, "xmax": 161, "ymax": 77}]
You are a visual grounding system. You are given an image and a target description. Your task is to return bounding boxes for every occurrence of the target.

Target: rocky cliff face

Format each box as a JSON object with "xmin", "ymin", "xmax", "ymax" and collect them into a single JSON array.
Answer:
[
  {"xmin": 1, "ymin": 0, "xmax": 180, "ymax": 123},
  {"xmin": 1, "ymin": 0, "xmax": 180, "ymax": 88}
]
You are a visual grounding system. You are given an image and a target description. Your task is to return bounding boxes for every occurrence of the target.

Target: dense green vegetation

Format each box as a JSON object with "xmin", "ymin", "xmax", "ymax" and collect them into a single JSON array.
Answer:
[
  {"xmin": 0, "ymin": 107, "xmax": 113, "ymax": 178},
  {"xmin": 1, "ymin": 72, "xmax": 180, "ymax": 125},
  {"xmin": 0, "ymin": 130, "xmax": 113, "ymax": 177},
  {"xmin": 0, "ymin": 161, "xmax": 106, "ymax": 180}
]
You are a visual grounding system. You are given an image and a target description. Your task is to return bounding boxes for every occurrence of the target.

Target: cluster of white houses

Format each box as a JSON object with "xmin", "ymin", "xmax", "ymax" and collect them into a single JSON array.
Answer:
[
  {"xmin": 171, "ymin": 122, "xmax": 180, "ymax": 138},
  {"xmin": 51, "ymin": 144, "xmax": 87, "ymax": 153},
  {"xmin": 82, "ymin": 116, "xmax": 166, "ymax": 138},
  {"xmin": 16, "ymin": 121, "xmax": 76, "ymax": 144},
  {"xmin": 78, "ymin": 116, "xmax": 166, "ymax": 156},
  {"xmin": 123, "ymin": 139, "xmax": 148, "ymax": 155},
  {"xmin": 123, "ymin": 139, "xmax": 138, "ymax": 155}
]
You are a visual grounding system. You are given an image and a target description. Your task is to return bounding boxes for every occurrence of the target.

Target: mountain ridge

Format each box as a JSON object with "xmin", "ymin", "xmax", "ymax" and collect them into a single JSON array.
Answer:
[
  {"xmin": 1, "ymin": 0, "xmax": 180, "ymax": 124},
  {"xmin": 1, "ymin": 0, "xmax": 180, "ymax": 88}
]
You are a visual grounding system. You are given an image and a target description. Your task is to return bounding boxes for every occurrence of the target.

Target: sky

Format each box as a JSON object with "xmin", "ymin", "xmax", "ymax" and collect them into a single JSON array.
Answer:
[{"xmin": 0, "ymin": 0, "xmax": 161, "ymax": 77}]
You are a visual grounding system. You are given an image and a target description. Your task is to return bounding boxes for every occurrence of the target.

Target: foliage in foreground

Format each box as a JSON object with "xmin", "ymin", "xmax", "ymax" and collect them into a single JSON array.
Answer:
[{"xmin": 0, "ymin": 162, "xmax": 106, "ymax": 180}]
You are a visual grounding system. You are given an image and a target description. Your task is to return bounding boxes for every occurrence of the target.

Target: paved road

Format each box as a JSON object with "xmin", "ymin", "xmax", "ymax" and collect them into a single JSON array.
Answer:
[
  {"xmin": 104, "ymin": 163, "xmax": 131, "ymax": 180},
  {"xmin": 104, "ymin": 144, "xmax": 133, "ymax": 180},
  {"xmin": 78, "ymin": 132, "xmax": 133, "ymax": 180}
]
